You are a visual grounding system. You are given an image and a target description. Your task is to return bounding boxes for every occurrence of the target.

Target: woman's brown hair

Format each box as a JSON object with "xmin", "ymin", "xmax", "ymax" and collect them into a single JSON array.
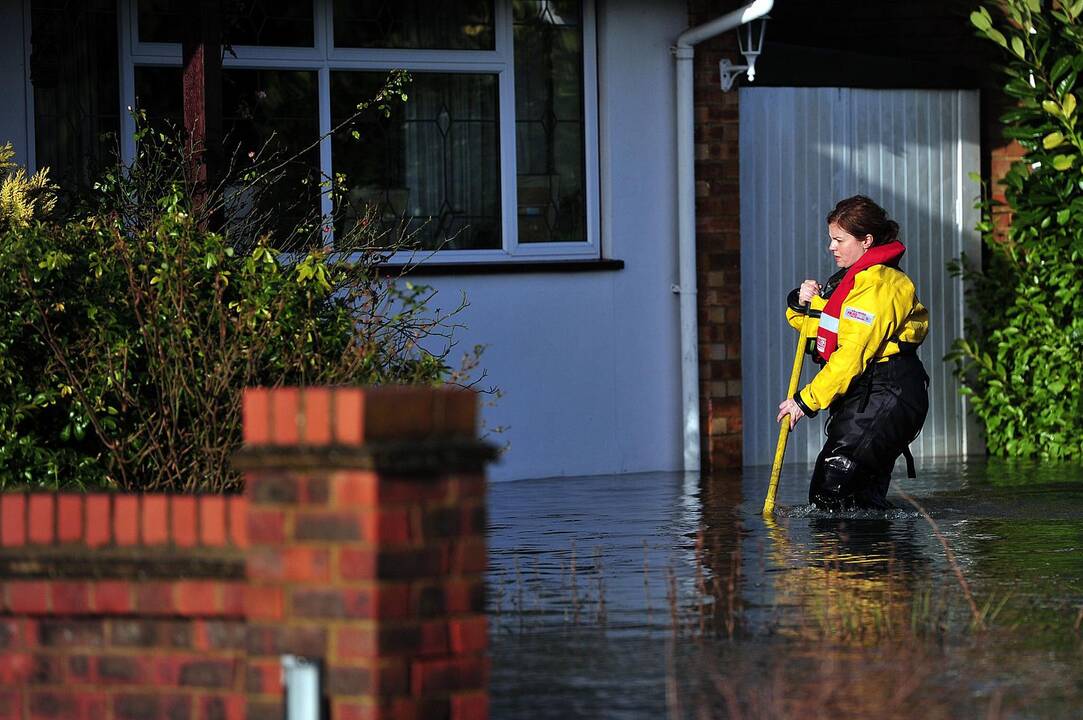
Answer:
[{"xmin": 826, "ymin": 195, "xmax": 899, "ymax": 246}]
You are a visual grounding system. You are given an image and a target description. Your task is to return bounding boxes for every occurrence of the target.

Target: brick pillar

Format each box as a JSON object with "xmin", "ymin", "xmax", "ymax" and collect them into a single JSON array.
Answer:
[
  {"xmin": 237, "ymin": 387, "xmax": 494, "ymax": 720},
  {"xmin": 690, "ymin": 0, "xmax": 745, "ymax": 471}
]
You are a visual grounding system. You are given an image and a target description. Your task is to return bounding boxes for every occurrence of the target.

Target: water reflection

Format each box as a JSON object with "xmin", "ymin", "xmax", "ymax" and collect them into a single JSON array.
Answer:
[{"xmin": 490, "ymin": 458, "xmax": 1083, "ymax": 718}]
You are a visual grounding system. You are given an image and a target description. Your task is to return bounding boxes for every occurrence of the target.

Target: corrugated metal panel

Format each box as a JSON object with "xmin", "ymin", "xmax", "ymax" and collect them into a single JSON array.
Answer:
[{"xmin": 739, "ymin": 88, "xmax": 982, "ymax": 467}]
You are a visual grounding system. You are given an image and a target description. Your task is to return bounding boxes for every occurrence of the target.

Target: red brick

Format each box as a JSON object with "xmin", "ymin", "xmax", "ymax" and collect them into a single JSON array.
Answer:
[
  {"xmin": 27, "ymin": 495, "xmax": 54, "ymax": 544},
  {"xmin": 179, "ymin": 659, "xmax": 236, "ymax": 688},
  {"xmin": 0, "ymin": 619, "xmax": 31, "ymax": 649},
  {"xmin": 249, "ymin": 547, "xmax": 330, "ymax": 583},
  {"xmin": 1, "ymin": 494, "xmax": 26, "ymax": 547},
  {"xmin": 242, "ymin": 387, "xmax": 272, "ymax": 445},
  {"xmin": 301, "ymin": 387, "xmax": 333, "ymax": 445},
  {"xmin": 0, "ymin": 689, "xmax": 20, "ymax": 720},
  {"xmin": 141, "ymin": 495, "xmax": 168, "ymax": 545},
  {"xmin": 368, "ymin": 386, "xmax": 433, "ymax": 439},
  {"xmin": 7, "ymin": 582, "xmax": 49, "ymax": 614},
  {"xmin": 135, "ymin": 583, "xmax": 176, "ymax": 615},
  {"xmin": 245, "ymin": 658, "xmax": 282, "ymax": 695},
  {"xmin": 451, "ymin": 692, "xmax": 489, "ymax": 720},
  {"xmin": 114, "ymin": 496, "xmax": 139, "ymax": 546},
  {"xmin": 200, "ymin": 496, "xmax": 227, "ymax": 546},
  {"xmin": 51, "ymin": 582, "xmax": 90, "ymax": 614},
  {"xmin": 92, "ymin": 582, "xmax": 132, "ymax": 614},
  {"xmin": 271, "ymin": 388, "xmax": 301, "ymax": 445},
  {"xmin": 363, "ymin": 508, "xmax": 413, "ymax": 544},
  {"xmin": 454, "ymin": 474, "xmax": 487, "ymax": 501},
  {"xmin": 411, "ymin": 656, "xmax": 487, "ymax": 695},
  {"xmin": 176, "ymin": 581, "xmax": 220, "ymax": 616},
  {"xmin": 374, "ymin": 585, "xmax": 412, "ymax": 621},
  {"xmin": 57, "ymin": 495, "xmax": 84, "ymax": 543},
  {"xmin": 333, "ymin": 471, "xmax": 378, "ymax": 506},
  {"xmin": 379, "ymin": 477, "xmax": 454, "ymax": 505},
  {"xmin": 171, "ymin": 496, "xmax": 197, "ymax": 547},
  {"xmin": 294, "ymin": 511, "xmax": 361, "ymax": 541},
  {"xmin": 449, "ymin": 618, "xmax": 487, "ymax": 654},
  {"xmin": 245, "ymin": 586, "xmax": 284, "ymax": 621},
  {"xmin": 221, "ymin": 583, "xmax": 245, "ymax": 617},
  {"xmin": 339, "ymin": 549, "xmax": 375, "ymax": 581},
  {"xmin": 246, "ymin": 509, "xmax": 285, "ymax": 544},
  {"xmin": 450, "ymin": 539, "xmax": 488, "ymax": 574},
  {"xmin": 85, "ymin": 496, "xmax": 111, "ymax": 548},
  {"xmin": 247, "ymin": 473, "xmax": 299, "ymax": 504},
  {"xmin": 228, "ymin": 497, "xmax": 248, "ymax": 547},
  {"xmin": 438, "ymin": 388, "xmax": 477, "ymax": 437},
  {"xmin": 334, "ymin": 627, "xmax": 375, "ymax": 661},
  {"xmin": 0, "ymin": 653, "xmax": 31, "ymax": 684},
  {"xmin": 98, "ymin": 655, "xmax": 145, "ymax": 684},
  {"xmin": 114, "ymin": 693, "xmax": 192, "ymax": 720},
  {"xmin": 420, "ymin": 621, "xmax": 450, "ymax": 657},
  {"xmin": 459, "ymin": 502, "xmax": 487, "ymax": 536},
  {"xmin": 282, "ymin": 547, "xmax": 331, "ymax": 583},
  {"xmin": 333, "ymin": 388, "xmax": 365, "ymax": 445},
  {"xmin": 199, "ymin": 694, "xmax": 245, "ymax": 720},
  {"xmin": 445, "ymin": 580, "xmax": 485, "ymax": 614}
]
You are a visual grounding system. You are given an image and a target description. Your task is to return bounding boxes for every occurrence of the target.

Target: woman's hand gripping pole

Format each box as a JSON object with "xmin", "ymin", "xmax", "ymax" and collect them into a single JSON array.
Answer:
[{"xmin": 762, "ymin": 303, "xmax": 813, "ymax": 516}]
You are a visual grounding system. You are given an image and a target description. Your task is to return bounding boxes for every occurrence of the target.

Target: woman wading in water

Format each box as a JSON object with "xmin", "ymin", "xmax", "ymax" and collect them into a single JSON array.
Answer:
[{"xmin": 777, "ymin": 196, "xmax": 929, "ymax": 510}]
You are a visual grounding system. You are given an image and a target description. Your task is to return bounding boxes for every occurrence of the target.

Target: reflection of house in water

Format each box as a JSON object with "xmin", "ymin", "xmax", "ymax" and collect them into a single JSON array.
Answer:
[{"xmin": 5, "ymin": 0, "xmax": 1006, "ymax": 483}]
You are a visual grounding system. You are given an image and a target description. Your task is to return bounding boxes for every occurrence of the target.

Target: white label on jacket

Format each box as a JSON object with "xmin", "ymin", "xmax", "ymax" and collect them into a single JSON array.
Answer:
[
  {"xmin": 818, "ymin": 313, "xmax": 839, "ymax": 333},
  {"xmin": 843, "ymin": 307, "xmax": 874, "ymax": 325}
]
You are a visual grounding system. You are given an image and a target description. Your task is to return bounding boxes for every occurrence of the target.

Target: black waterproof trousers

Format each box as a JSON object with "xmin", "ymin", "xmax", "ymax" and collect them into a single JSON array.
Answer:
[{"xmin": 808, "ymin": 354, "xmax": 929, "ymax": 510}]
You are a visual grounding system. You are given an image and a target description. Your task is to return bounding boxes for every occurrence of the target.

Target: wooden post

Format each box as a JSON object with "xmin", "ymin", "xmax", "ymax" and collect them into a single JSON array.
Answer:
[{"xmin": 182, "ymin": 0, "xmax": 223, "ymax": 220}]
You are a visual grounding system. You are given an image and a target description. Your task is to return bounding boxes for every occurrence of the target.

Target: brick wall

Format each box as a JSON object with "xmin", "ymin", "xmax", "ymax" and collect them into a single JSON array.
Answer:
[
  {"xmin": 0, "ymin": 493, "xmax": 247, "ymax": 720},
  {"xmin": 690, "ymin": 0, "xmax": 745, "ymax": 471},
  {"xmin": 0, "ymin": 386, "xmax": 494, "ymax": 720}
]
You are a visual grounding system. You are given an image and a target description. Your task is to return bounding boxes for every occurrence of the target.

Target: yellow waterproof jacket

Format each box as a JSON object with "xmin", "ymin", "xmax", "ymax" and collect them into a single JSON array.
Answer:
[{"xmin": 786, "ymin": 265, "xmax": 928, "ymax": 414}]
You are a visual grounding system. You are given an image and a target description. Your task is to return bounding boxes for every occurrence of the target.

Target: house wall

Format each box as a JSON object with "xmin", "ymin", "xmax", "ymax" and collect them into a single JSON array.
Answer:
[
  {"xmin": 0, "ymin": 0, "xmax": 29, "ymax": 163},
  {"xmin": 413, "ymin": 0, "xmax": 688, "ymax": 482}
]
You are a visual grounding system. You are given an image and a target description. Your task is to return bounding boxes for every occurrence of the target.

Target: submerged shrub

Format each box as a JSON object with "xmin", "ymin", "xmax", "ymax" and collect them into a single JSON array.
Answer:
[
  {"xmin": 950, "ymin": 2, "xmax": 1083, "ymax": 460},
  {"xmin": 0, "ymin": 76, "xmax": 480, "ymax": 491}
]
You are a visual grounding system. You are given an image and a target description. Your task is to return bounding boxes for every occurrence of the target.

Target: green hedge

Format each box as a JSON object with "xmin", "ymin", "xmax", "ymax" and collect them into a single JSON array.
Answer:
[
  {"xmin": 950, "ymin": 2, "xmax": 1083, "ymax": 459},
  {"xmin": 0, "ymin": 89, "xmax": 474, "ymax": 491}
]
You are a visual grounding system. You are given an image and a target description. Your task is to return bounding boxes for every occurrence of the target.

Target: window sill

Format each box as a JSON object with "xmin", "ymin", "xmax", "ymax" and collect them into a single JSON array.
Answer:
[{"xmin": 378, "ymin": 258, "xmax": 625, "ymax": 276}]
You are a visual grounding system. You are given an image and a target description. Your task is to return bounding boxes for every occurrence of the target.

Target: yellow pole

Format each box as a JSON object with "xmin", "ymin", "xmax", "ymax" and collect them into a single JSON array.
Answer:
[{"xmin": 762, "ymin": 305, "xmax": 813, "ymax": 516}]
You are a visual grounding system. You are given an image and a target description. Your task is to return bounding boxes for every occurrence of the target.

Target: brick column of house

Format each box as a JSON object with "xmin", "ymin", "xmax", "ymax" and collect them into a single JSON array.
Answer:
[
  {"xmin": 690, "ymin": 0, "xmax": 745, "ymax": 471},
  {"xmin": 238, "ymin": 387, "xmax": 494, "ymax": 720}
]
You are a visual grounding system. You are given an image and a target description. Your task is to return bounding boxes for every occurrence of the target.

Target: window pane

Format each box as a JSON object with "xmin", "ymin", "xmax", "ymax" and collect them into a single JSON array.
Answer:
[
  {"xmin": 138, "ymin": 0, "xmax": 314, "ymax": 47},
  {"xmin": 333, "ymin": 0, "xmax": 494, "ymax": 50},
  {"xmin": 134, "ymin": 67, "xmax": 320, "ymax": 247},
  {"xmin": 513, "ymin": 0, "xmax": 586, "ymax": 243},
  {"xmin": 30, "ymin": 0, "xmax": 120, "ymax": 194},
  {"xmin": 331, "ymin": 72, "xmax": 501, "ymax": 251}
]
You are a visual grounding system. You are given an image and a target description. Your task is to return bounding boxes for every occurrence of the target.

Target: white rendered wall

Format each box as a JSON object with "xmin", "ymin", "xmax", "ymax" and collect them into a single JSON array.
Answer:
[
  {"xmin": 414, "ymin": 0, "xmax": 687, "ymax": 481},
  {"xmin": 0, "ymin": 0, "xmax": 29, "ymax": 164}
]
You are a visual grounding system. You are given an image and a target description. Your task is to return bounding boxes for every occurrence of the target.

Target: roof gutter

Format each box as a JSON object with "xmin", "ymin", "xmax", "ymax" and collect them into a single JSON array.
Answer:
[{"xmin": 673, "ymin": 0, "xmax": 774, "ymax": 474}]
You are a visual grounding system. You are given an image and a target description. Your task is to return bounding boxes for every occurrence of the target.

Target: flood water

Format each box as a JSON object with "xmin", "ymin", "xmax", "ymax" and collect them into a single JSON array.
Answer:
[{"xmin": 486, "ymin": 457, "xmax": 1083, "ymax": 719}]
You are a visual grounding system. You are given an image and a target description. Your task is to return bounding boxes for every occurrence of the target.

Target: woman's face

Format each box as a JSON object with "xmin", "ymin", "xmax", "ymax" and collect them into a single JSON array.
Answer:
[{"xmin": 828, "ymin": 222, "xmax": 872, "ymax": 268}]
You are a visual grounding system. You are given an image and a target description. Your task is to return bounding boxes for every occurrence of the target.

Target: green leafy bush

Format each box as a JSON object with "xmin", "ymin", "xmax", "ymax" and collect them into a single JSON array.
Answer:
[
  {"xmin": 950, "ymin": 2, "xmax": 1083, "ymax": 459},
  {"xmin": 0, "ymin": 78, "xmax": 479, "ymax": 491}
]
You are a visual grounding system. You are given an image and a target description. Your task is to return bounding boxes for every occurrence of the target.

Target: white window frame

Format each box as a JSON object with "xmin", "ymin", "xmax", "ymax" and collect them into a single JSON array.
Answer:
[{"xmin": 117, "ymin": 0, "xmax": 601, "ymax": 264}]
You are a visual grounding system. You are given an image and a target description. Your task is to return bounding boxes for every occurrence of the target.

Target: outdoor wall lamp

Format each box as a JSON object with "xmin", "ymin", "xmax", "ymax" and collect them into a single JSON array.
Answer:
[{"xmin": 719, "ymin": 16, "xmax": 769, "ymax": 91}]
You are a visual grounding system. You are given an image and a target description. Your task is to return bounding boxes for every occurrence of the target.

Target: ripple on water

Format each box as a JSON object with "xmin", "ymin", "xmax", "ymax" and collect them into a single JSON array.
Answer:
[{"xmin": 488, "ymin": 457, "xmax": 1083, "ymax": 718}]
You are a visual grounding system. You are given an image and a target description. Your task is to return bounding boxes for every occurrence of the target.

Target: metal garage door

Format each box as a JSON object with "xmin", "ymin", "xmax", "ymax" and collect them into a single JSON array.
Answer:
[{"xmin": 739, "ymin": 87, "xmax": 983, "ymax": 466}]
